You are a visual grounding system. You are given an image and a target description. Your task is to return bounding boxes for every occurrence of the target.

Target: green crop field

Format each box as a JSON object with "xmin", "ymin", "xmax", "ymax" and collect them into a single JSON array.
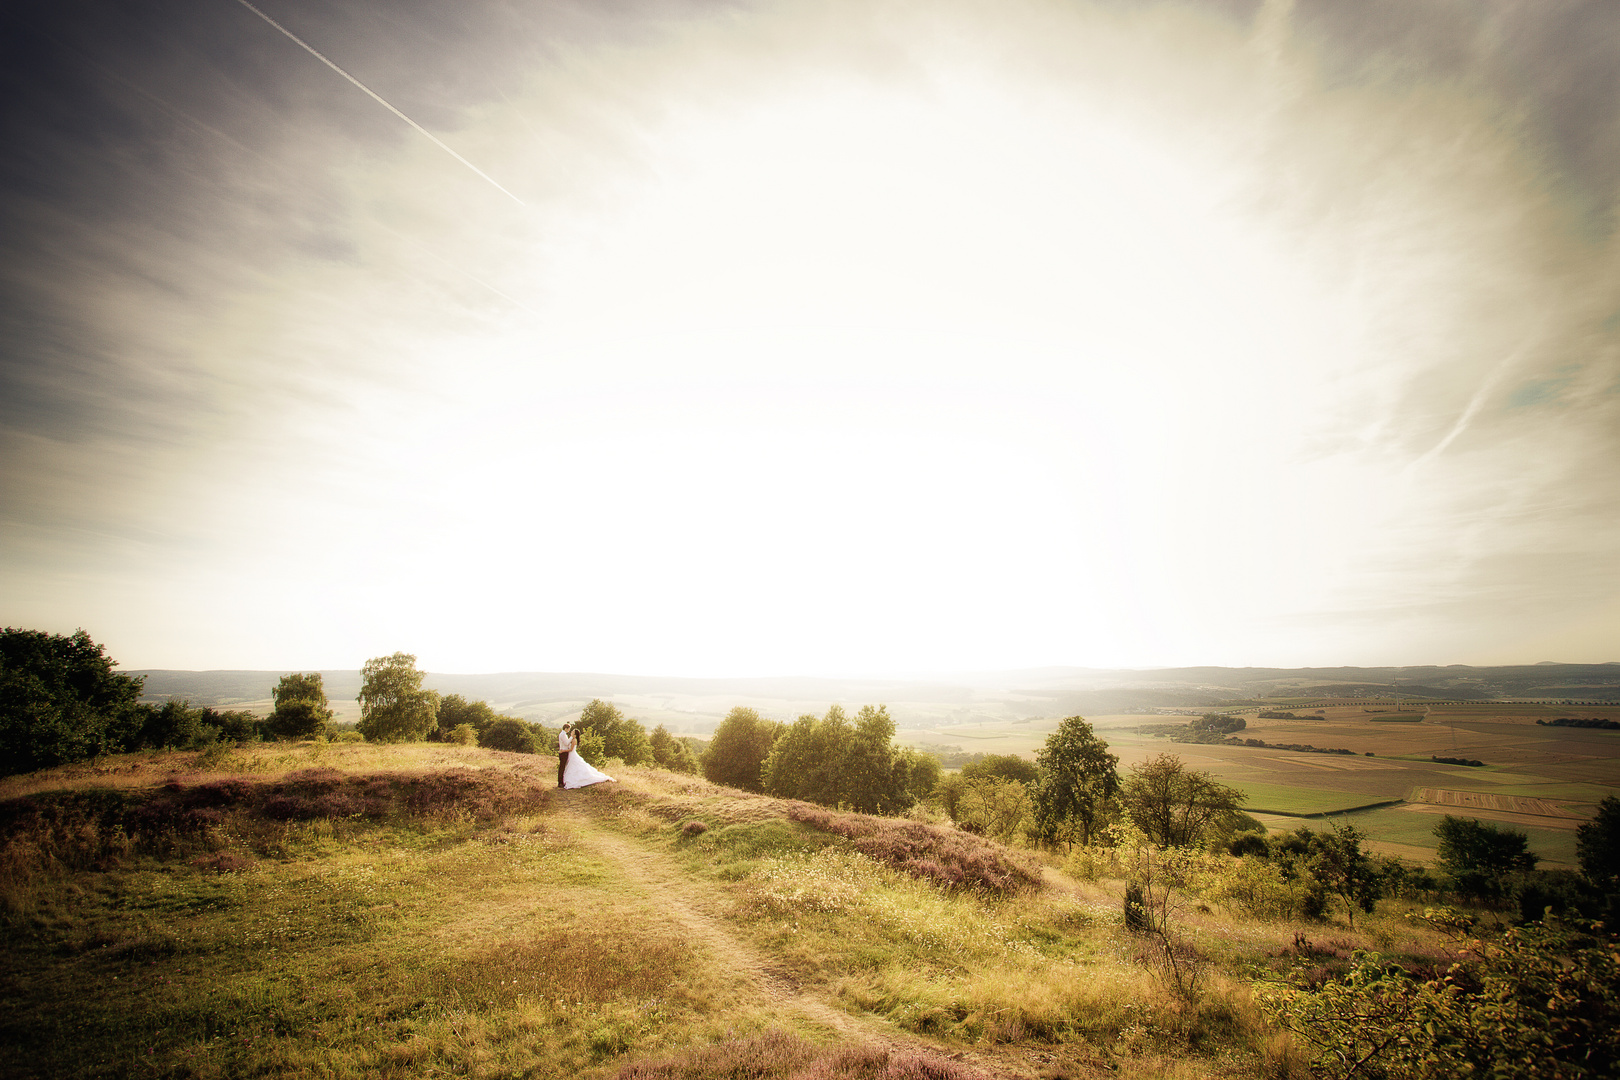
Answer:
[{"xmin": 1232, "ymin": 782, "xmax": 1398, "ymax": 816}]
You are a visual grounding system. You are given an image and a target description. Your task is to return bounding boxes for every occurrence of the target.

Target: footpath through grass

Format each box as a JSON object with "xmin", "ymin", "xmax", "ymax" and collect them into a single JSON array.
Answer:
[{"xmin": 0, "ymin": 742, "xmax": 1463, "ymax": 1079}]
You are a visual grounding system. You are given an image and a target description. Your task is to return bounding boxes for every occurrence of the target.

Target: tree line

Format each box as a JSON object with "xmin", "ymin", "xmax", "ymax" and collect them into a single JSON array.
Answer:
[
  {"xmin": 6, "ymin": 627, "xmax": 1616, "ymax": 922},
  {"xmin": 0, "ymin": 632, "xmax": 702, "ymax": 777}
]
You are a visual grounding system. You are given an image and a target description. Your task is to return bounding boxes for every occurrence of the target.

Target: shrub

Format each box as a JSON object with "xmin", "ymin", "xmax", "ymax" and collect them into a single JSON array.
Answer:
[
  {"xmin": 1262, "ymin": 922, "xmax": 1620, "ymax": 1079},
  {"xmin": 1434, "ymin": 815, "xmax": 1536, "ymax": 900},
  {"xmin": 1124, "ymin": 881, "xmax": 1149, "ymax": 932},
  {"xmin": 480, "ymin": 718, "xmax": 537, "ymax": 754},
  {"xmin": 0, "ymin": 627, "xmax": 145, "ymax": 775},
  {"xmin": 785, "ymin": 802, "xmax": 1042, "ymax": 896},
  {"xmin": 265, "ymin": 673, "xmax": 333, "ymax": 739}
]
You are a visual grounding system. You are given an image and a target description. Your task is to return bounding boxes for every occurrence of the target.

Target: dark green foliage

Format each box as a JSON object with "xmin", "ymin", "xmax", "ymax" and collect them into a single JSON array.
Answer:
[
  {"xmin": 648, "ymin": 724, "xmax": 699, "ymax": 774},
  {"xmin": 1434, "ymin": 815, "xmax": 1537, "ymax": 900},
  {"xmin": 204, "ymin": 708, "xmax": 260, "ymax": 743},
  {"xmin": 701, "ymin": 707, "xmax": 781, "ymax": 792},
  {"xmin": 960, "ymin": 754, "xmax": 1039, "ymax": 784},
  {"xmin": 1378, "ymin": 857, "xmax": 1441, "ymax": 901},
  {"xmin": 1267, "ymin": 922, "xmax": 1620, "ymax": 1079},
  {"xmin": 1227, "ymin": 830, "xmax": 1270, "ymax": 857},
  {"xmin": 760, "ymin": 705, "xmax": 914, "ymax": 815},
  {"xmin": 356, "ymin": 652, "xmax": 440, "ymax": 743},
  {"xmin": 1120, "ymin": 753, "xmax": 1244, "ymax": 848},
  {"xmin": 1030, "ymin": 715, "xmax": 1119, "ymax": 846},
  {"xmin": 0, "ymin": 627, "xmax": 145, "ymax": 775},
  {"xmin": 265, "ymin": 673, "xmax": 333, "ymax": 739},
  {"xmin": 1576, "ymin": 795, "xmax": 1620, "ymax": 891},
  {"xmin": 931, "ymin": 772, "xmax": 967, "ymax": 820},
  {"xmin": 1515, "ymin": 869, "xmax": 1602, "ymax": 924},
  {"xmin": 433, "ymin": 694, "xmax": 502, "ymax": 741},
  {"xmin": 577, "ymin": 700, "xmax": 655, "ymax": 765},
  {"xmin": 1307, "ymin": 822, "xmax": 1382, "ymax": 928},
  {"xmin": 900, "ymin": 748, "xmax": 940, "ymax": 805},
  {"xmin": 479, "ymin": 718, "xmax": 537, "ymax": 754},
  {"xmin": 135, "ymin": 698, "xmax": 212, "ymax": 750},
  {"xmin": 1191, "ymin": 713, "xmax": 1246, "ymax": 734}
]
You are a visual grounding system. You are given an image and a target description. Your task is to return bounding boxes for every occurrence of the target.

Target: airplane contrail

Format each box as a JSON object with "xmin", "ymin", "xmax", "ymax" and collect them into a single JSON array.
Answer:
[{"xmin": 233, "ymin": 0, "xmax": 525, "ymax": 208}]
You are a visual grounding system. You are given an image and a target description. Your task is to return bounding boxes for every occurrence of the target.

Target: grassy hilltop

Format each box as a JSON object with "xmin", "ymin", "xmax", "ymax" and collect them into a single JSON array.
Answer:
[{"xmin": 8, "ymin": 742, "xmax": 1610, "ymax": 1079}]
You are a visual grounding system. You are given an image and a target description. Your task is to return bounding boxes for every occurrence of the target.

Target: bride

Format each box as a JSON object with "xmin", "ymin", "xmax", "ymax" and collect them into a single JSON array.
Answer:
[{"xmin": 560, "ymin": 723, "xmax": 615, "ymax": 789}]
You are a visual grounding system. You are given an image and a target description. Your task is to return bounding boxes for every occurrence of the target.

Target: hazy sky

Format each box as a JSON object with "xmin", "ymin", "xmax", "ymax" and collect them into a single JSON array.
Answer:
[{"xmin": 3, "ymin": 0, "xmax": 1618, "ymax": 675}]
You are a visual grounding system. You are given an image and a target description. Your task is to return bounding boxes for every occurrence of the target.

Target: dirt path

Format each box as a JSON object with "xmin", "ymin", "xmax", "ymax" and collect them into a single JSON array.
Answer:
[
  {"xmin": 551, "ymin": 798, "xmax": 1049, "ymax": 1079},
  {"xmin": 555, "ymin": 800, "xmax": 879, "ymax": 1041}
]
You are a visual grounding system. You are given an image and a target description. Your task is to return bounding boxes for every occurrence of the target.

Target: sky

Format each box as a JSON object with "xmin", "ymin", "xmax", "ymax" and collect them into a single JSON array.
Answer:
[{"xmin": 2, "ymin": 0, "xmax": 1618, "ymax": 676}]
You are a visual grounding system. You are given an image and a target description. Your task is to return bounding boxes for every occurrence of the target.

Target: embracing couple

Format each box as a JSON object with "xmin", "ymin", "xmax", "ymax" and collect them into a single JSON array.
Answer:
[{"xmin": 555, "ymin": 722, "xmax": 615, "ymax": 790}]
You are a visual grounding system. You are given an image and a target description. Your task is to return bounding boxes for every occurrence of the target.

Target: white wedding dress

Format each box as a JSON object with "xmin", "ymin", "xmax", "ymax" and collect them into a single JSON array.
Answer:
[{"xmin": 562, "ymin": 747, "xmax": 614, "ymax": 789}]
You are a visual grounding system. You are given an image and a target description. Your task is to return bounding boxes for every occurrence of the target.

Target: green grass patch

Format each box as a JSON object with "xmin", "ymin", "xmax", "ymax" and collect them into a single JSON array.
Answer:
[{"xmin": 1236, "ymin": 782, "xmax": 1395, "ymax": 816}]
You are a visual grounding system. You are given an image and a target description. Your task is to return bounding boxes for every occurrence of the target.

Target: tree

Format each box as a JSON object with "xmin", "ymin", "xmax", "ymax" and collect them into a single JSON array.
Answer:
[
  {"xmin": 961, "ymin": 753, "xmax": 1040, "ymax": 785},
  {"xmin": 203, "ymin": 708, "xmax": 260, "ymax": 743},
  {"xmin": 933, "ymin": 772, "xmax": 969, "ymax": 821},
  {"xmin": 1030, "ymin": 715, "xmax": 1120, "ymax": 846},
  {"xmin": 956, "ymin": 777, "xmax": 1031, "ymax": 841},
  {"xmin": 479, "ymin": 718, "xmax": 536, "ymax": 754},
  {"xmin": 265, "ymin": 673, "xmax": 334, "ymax": 740},
  {"xmin": 702, "ymin": 706, "xmax": 782, "ymax": 792},
  {"xmin": 136, "ymin": 698, "xmax": 209, "ymax": 750},
  {"xmin": 761, "ymin": 708, "xmax": 851, "ymax": 803},
  {"xmin": 356, "ymin": 652, "xmax": 440, "ymax": 743},
  {"xmin": 1435, "ymin": 815, "xmax": 1537, "ymax": 900},
  {"xmin": 0, "ymin": 627, "xmax": 145, "ymax": 774},
  {"xmin": 649, "ymin": 724, "xmax": 699, "ymax": 774},
  {"xmin": 1576, "ymin": 796, "xmax": 1620, "ymax": 892},
  {"xmin": 760, "ymin": 704, "xmax": 912, "ymax": 814},
  {"xmin": 1120, "ymin": 753, "xmax": 1244, "ymax": 848},
  {"xmin": 843, "ymin": 705, "xmax": 912, "ymax": 815},
  {"xmin": 1307, "ymin": 821, "xmax": 1383, "ymax": 928},
  {"xmin": 901, "ymin": 749, "xmax": 941, "ymax": 805},
  {"xmin": 433, "ymin": 695, "xmax": 501, "ymax": 741},
  {"xmin": 576, "ymin": 699, "xmax": 655, "ymax": 765}
]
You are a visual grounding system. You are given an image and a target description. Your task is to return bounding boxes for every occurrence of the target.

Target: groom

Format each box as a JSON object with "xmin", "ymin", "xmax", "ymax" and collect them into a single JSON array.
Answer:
[{"xmin": 556, "ymin": 723, "xmax": 571, "ymax": 788}]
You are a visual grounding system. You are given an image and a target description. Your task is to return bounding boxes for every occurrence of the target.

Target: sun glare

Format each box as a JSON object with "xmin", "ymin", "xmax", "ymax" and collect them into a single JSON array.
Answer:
[{"xmin": 321, "ymin": 67, "xmax": 1361, "ymax": 674}]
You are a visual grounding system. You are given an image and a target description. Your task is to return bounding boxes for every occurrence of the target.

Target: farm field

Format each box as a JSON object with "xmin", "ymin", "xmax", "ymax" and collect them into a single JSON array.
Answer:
[
  {"xmin": 900, "ymin": 705, "xmax": 1617, "ymax": 870},
  {"xmin": 1119, "ymin": 704, "xmax": 1619, "ymax": 868}
]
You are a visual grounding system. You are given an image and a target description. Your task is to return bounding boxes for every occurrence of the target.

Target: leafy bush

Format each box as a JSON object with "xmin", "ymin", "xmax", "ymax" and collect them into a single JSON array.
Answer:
[
  {"xmin": 960, "ymin": 753, "xmax": 1038, "ymax": 784},
  {"xmin": 265, "ymin": 673, "xmax": 333, "ymax": 739},
  {"xmin": 1434, "ymin": 815, "xmax": 1536, "ymax": 900},
  {"xmin": 480, "ymin": 718, "xmax": 537, "ymax": 754},
  {"xmin": 1262, "ymin": 922, "xmax": 1620, "ymax": 1079},
  {"xmin": 0, "ymin": 628, "xmax": 144, "ymax": 774},
  {"xmin": 1123, "ymin": 881, "xmax": 1149, "ymax": 932},
  {"xmin": 700, "ymin": 706, "xmax": 781, "ymax": 792}
]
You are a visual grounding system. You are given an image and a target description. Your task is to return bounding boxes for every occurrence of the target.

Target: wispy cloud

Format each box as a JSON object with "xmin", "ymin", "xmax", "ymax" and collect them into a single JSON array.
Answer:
[{"xmin": 2, "ymin": 0, "xmax": 1617, "ymax": 672}]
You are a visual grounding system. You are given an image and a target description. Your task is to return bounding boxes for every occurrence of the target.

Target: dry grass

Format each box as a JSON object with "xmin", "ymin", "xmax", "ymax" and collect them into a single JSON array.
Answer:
[
  {"xmin": 616, "ymin": 1030, "xmax": 987, "ymax": 1079},
  {"xmin": 0, "ymin": 745, "xmax": 1439, "ymax": 1079},
  {"xmin": 783, "ymin": 804, "xmax": 1044, "ymax": 896}
]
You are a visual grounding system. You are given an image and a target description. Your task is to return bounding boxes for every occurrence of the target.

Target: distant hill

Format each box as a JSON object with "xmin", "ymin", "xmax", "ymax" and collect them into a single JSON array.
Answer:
[{"xmin": 127, "ymin": 662, "xmax": 1620, "ymax": 731}]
